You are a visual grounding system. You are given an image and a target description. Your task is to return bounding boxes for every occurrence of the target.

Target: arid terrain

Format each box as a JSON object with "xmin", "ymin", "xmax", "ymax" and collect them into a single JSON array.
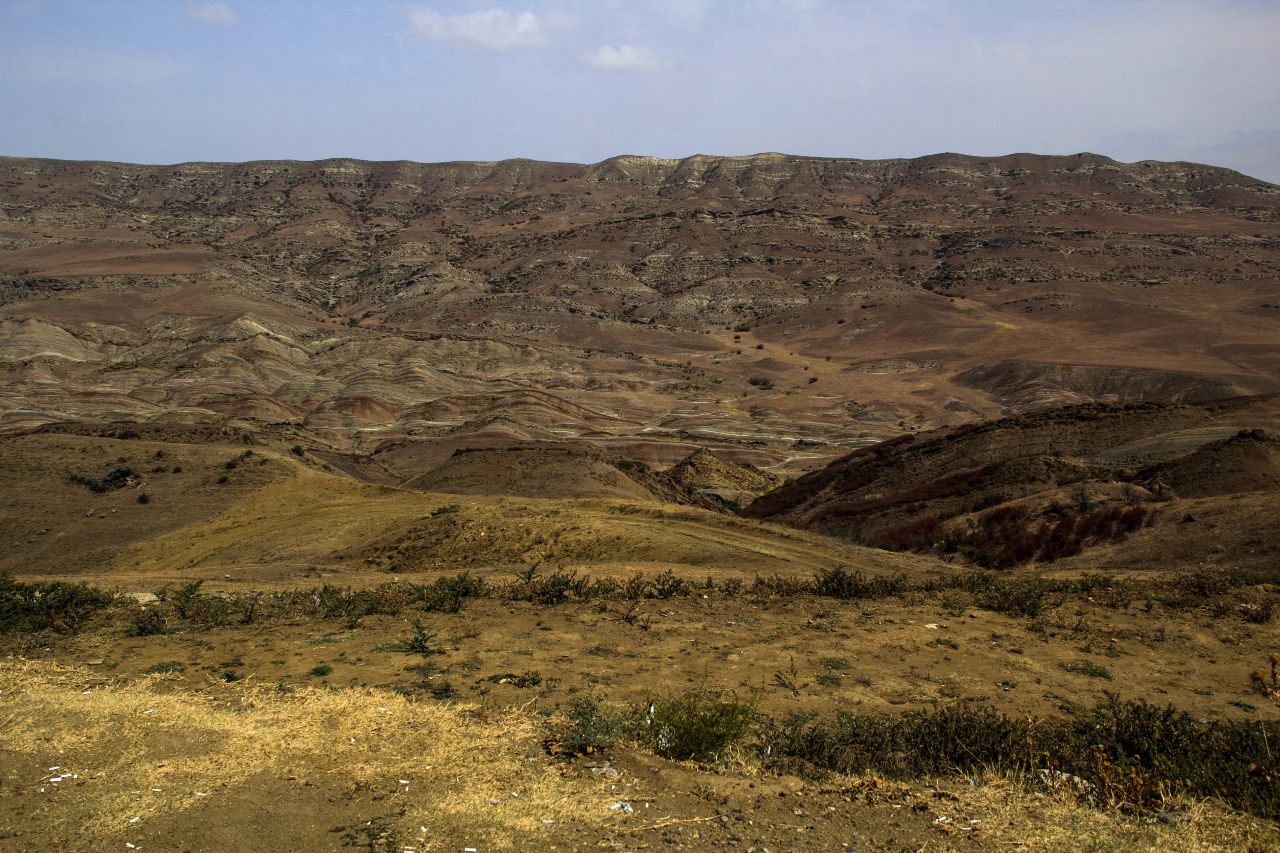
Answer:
[{"xmin": 2, "ymin": 152, "xmax": 1279, "ymax": 851}]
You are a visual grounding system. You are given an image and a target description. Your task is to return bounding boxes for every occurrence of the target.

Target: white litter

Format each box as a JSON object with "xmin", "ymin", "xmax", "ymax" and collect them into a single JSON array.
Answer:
[{"xmin": 609, "ymin": 801, "xmax": 634, "ymax": 814}]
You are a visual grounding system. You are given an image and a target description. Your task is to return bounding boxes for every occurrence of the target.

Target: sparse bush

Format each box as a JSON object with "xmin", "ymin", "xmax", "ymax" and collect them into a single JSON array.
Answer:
[
  {"xmin": 812, "ymin": 567, "xmax": 906, "ymax": 600},
  {"xmin": 642, "ymin": 691, "xmax": 753, "ymax": 762},
  {"xmin": 401, "ymin": 619, "xmax": 444, "ymax": 657},
  {"xmin": 309, "ymin": 664, "xmax": 333, "ymax": 677},
  {"xmin": 126, "ymin": 608, "xmax": 167, "ymax": 637},
  {"xmin": 556, "ymin": 697, "xmax": 623, "ymax": 757},
  {"xmin": 416, "ymin": 572, "xmax": 486, "ymax": 613},
  {"xmin": 68, "ymin": 467, "xmax": 137, "ymax": 493},
  {"xmin": 649, "ymin": 569, "xmax": 688, "ymax": 599},
  {"xmin": 0, "ymin": 574, "xmax": 115, "ymax": 634}
]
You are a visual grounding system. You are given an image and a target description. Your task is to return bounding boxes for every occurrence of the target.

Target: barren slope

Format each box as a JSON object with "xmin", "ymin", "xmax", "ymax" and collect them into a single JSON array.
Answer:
[{"xmin": 2, "ymin": 152, "xmax": 1278, "ymax": 474}]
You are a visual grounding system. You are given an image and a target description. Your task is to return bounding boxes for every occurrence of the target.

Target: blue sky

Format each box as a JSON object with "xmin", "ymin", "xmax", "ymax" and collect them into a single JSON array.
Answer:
[{"xmin": 1, "ymin": 0, "xmax": 1278, "ymax": 181}]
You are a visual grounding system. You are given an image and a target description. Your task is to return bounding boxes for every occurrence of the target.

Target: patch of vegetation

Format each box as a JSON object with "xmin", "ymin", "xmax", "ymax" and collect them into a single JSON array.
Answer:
[
  {"xmin": 308, "ymin": 664, "xmax": 333, "ymax": 677},
  {"xmin": 0, "ymin": 574, "xmax": 115, "ymax": 634},
  {"xmin": 812, "ymin": 566, "xmax": 907, "ymax": 600},
  {"xmin": 486, "ymin": 671, "xmax": 542, "ymax": 688},
  {"xmin": 554, "ymin": 697, "xmax": 624, "ymax": 757},
  {"xmin": 430, "ymin": 503, "xmax": 461, "ymax": 516},
  {"xmin": 126, "ymin": 608, "xmax": 167, "ymax": 637},
  {"xmin": 141, "ymin": 660, "xmax": 184, "ymax": 675},
  {"xmin": 756, "ymin": 696, "xmax": 1280, "ymax": 820},
  {"xmin": 1061, "ymin": 660, "xmax": 1115, "ymax": 680},
  {"xmin": 642, "ymin": 691, "xmax": 753, "ymax": 762},
  {"xmin": 389, "ymin": 620, "xmax": 444, "ymax": 657},
  {"xmin": 67, "ymin": 467, "xmax": 136, "ymax": 493}
]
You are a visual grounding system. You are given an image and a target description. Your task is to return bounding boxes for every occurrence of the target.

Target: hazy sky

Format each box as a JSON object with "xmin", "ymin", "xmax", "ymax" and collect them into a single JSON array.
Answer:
[{"xmin": 2, "ymin": 0, "xmax": 1278, "ymax": 182}]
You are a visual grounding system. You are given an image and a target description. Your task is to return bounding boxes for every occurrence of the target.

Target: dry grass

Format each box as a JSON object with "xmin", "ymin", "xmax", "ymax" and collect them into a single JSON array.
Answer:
[
  {"xmin": 106, "ymin": 468, "xmax": 892, "ymax": 584},
  {"xmin": 937, "ymin": 772, "xmax": 1280, "ymax": 852},
  {"xmin": 0, "ymin": 659, "xmax": 617, "ymax": 850}
]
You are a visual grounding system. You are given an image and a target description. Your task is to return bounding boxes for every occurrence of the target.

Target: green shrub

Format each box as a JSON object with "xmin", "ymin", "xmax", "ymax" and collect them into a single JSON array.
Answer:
[
  {"xmin": 126, "ymin": 608, "xmax": 167, "ymax": 637},
  {"xmin": 557, "ymin": 697, "xmax": 623, "ymax": 756},
  {"xmin": 0, "ymin": 574, "xmax": 115, "ymax": 634},
  {"xmin": 642, "ymin": 691, "xmax": 753, "ymax": 762},
  {"xmin": 812, "ymin": 567, "xmax": 906, "ymax": 600}
]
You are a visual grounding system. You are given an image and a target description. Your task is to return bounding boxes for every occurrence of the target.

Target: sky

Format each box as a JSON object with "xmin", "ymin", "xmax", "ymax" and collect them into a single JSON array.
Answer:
[{"xmin": 1, "ymin": 0, "xmax": 1278, "ymax": 182}]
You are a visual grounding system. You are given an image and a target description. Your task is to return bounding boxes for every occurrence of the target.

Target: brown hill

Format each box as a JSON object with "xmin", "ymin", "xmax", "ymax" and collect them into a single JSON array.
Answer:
[
  {"xmin": 741, "ymin": 394, "xmax": 1280, "ymax": 571},
  {"xmin": 401, "ymin": 445, "xmax": 659, "ymax": 501},
  {"xmin": 2, "ymin": 152, "xmax": 1278, "ymax": 473}
]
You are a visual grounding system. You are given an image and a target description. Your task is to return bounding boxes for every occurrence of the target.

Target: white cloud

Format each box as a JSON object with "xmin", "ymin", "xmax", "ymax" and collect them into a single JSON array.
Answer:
[
  {"xmin": 408, "ymin": 7, "xmax": 547, "ymax": 51},
  {"xmin": 186, "ymin": 2, "xmax": 238, "ymax": 27},
  {"xmin": 583, "ymin": 44, "xmax": 667, "ymax": 72}
]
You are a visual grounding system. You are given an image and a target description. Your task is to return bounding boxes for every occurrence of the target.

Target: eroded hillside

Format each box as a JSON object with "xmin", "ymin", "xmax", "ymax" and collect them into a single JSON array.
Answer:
[{"xmin": 2, "ymin": 152, "xmax": 1278, "ymax": 475}]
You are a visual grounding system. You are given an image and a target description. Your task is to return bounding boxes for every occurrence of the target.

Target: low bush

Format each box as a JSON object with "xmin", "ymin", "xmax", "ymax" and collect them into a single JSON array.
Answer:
[
  {"xmin": 642, "ymin": 691, "xmax": 753, "ymax": 762},
  {"xmin": 757, "ymin": 696, "xmax": 1280, "ymax": 820},
  {"xmin": 0, "ymin": 573, "xmax": 115, "ymax": 634}
]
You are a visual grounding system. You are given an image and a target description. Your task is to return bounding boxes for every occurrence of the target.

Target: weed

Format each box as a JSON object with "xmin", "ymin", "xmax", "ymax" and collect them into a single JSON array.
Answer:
[
  {"xmin": 771, "ymin": 656, "xmax": 805, "ymax": 697},
  {"xmin": 309, "ymin": 664, "xmax": 333, "ymax": 677},
  {"xmin": 430, "ymin": 504, "xmax": 461, "ymax": 516},
  {"xmin": 392, "ymin": 620, "xmax": 444, "ymax": 657}
]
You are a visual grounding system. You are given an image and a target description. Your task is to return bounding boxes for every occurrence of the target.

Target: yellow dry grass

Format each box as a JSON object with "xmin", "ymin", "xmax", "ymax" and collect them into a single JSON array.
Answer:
[
  {"xmin": 0, "ymin": 658, "xmax": 616, "ymax": 850},
  {"xmin": 935, "ymin": 773, "xmax": 1280, "ymax": 852},
  {"xmin": 109, "ymin": 467, "xmax": 896, "ymax": 583}
]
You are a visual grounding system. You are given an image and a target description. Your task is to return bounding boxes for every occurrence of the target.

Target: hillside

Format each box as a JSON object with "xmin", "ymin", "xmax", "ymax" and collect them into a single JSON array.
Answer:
[
  {"xmin": 742, "ymin": 394, "xmax": 1280, "ymax": 572},
  {"xmin": 2, "ymin": 152, "xmax": 1278, "ymax": 475}
]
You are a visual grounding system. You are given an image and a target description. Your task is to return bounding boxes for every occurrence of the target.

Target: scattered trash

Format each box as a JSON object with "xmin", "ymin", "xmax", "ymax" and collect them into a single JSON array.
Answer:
[
  {"xmin": 541, "ymin": 819, "xmax": 555, "ymax": 825},
  {"xmin": 609, "ymin": 801, "xmax": 634, "ymax": 814},
  {"xmin": 488, "ymin": 798, "xmax": 499, "ymax": 806}
]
